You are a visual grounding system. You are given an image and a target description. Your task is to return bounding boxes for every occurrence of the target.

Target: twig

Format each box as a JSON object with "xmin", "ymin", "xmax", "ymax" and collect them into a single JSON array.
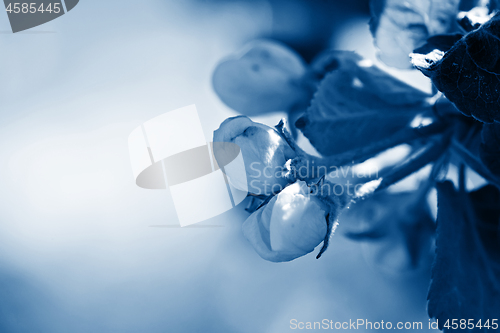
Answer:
[
  {"xmin": 278, "ymin": 119, "xmax": 447, "ymax": 180},
  {"xmin": 275, "ymin": 119, "xmax": 308, "ymax": 156},
  {"xmin": 358, "ymin": 134, "xmax": 451, "ymax": 198}
]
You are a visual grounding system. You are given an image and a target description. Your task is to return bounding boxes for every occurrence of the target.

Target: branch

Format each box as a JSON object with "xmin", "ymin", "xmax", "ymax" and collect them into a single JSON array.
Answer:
[
  {"xmin": 356, "ymin": 134, "xmax": 451, "ymax": 199},
  {"xmin": 277, "ymin": 119, "xmax": 447, "ymax": 180}
]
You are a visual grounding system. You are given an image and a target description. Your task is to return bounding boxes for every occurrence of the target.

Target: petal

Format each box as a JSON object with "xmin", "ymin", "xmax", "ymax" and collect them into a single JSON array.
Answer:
[
  {"xmin": 242, "ymin": 197, "xmax": 307, "ymax": 262},
  {"xmin": 269, "ymin": 185, "xmax": 327, "ymax": 253},
  {"xmin": 213, "ymin": 116, "xmax": 253, "ymax": 143}
]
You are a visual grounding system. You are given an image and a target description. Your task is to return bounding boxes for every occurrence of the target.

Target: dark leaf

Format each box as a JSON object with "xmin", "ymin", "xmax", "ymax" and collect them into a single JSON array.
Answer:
[
  {"xmin": 428, "ymin": 182, "xmax": 500, "ymax": 331},
  {"xmin": 433, "ymin": 95, "xmax": 464, "ymax": 117},
  {"xmin": 296, "ymin": 51, "xmax": 431, "ymax": 156},
  {"xmin": 309, "ymin": 50, "xmax": 342, "ymax": 81},
  {"xmin": 342, "ymin": 188, "xmax": 435, "ymax": 270},
  {"xmin": 412, "ymin": 13, "xmax": 500, "ymax": 123},
  {"xmin": 413, "ymin": 34, "xmax": 463, "ymax": 55},
  {"xmin": 480, "ymin": 122, "xmax": 500, "ymax": 175},
  {"xmin": 370, "ymin": 0, "xmax": 461, "ymax": 69},
  {"xmin": 490, "ymin": 0, "xmax": 500, "ymax": 13},
  {"xmin": 458, "ymin": 0, "xmax": 481, "ymax": 12}
]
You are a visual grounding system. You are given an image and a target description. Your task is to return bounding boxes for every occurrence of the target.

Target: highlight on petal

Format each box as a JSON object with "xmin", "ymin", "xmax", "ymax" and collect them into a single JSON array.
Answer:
[{"xmin": 242, "ymin": 181, "xmax": 329, "ymax": 262}]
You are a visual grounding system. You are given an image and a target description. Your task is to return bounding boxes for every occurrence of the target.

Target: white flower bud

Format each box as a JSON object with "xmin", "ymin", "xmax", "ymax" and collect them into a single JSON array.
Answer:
[
  {"xmin": 242, "ymin": 181, "xmax": 328, "ymax": 262},
  {"xmin": 212, "ymin": 40, "xmax": 310, "ymax": 114},
  {"xmin": 213, "ymin": 116, "xmax": 296, "ymax": 196}
]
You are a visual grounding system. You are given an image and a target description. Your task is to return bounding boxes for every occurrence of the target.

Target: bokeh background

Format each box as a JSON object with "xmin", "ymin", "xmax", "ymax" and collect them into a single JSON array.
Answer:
[{"xmin": 0, "ymin": 1, "xmax": 440, "ymax": 332}]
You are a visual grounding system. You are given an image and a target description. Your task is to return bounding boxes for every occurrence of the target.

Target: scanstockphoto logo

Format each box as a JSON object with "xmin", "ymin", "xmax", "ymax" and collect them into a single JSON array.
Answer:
[
  {"xmin": 3, "ymin": 0, "xmax": 79, "ymax": 33},
  {"xmin": 128, "ymin": 105, "xmax": 248, "ymax": 227}
]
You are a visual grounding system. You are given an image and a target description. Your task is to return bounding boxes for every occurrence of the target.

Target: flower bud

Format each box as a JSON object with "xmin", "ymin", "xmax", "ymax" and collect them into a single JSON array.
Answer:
[
  {"xmin": 242, "ymin": 181, "xmax": 328, "ymax": 262},
  {"xmin": 213, "ymin": 116, "xmax": 296, "ymax": 196},
  {"xmin": 212, "ymin": 40, "xmax": 310, "ymax": 115}
]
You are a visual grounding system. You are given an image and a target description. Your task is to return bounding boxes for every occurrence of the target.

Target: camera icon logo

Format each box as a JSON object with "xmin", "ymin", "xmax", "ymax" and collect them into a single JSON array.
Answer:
[{"xmin": 128, "ymin": 105, "xmax": 248, "ymax": 227}]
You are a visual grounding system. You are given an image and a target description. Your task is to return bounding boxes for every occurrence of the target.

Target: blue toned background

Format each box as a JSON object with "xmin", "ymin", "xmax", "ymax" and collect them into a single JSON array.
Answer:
[{"xmin": 0, "ymin": 1, "xmax": 438, "ymax": 332}]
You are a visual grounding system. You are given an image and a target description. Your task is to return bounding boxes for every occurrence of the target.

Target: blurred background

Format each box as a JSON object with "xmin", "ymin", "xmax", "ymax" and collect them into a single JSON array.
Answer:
[{"xmin": 0, "ymin": 1, "xmax": 439, "ymax": 332}]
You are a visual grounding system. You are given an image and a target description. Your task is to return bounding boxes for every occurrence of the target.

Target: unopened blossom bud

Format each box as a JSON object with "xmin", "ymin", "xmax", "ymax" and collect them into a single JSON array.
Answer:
[
  {"xmin": 213, "ymin": 116, "xmax": 296, "ymax": 196},
  {"xmin": 242, "ymin": 181, "xmax": 329, "ymax": 262},
  {"xmin": 212, "ymin": 40, "xmax": 311, "ymax": 115}
]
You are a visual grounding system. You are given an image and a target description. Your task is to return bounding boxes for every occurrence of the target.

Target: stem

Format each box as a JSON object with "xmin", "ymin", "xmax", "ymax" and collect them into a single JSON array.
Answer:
[
  {"xmin": 319, "ymin": 121, "xmax": 446, "ymax": 166},
  {"xmin": 277, "ymin": 119, "xmax": 447, "ymax": 180},
  {"xmin": 430, "ymin": 149, "xmax": 450, "ymax": 181},
  {"xmin": 275, "ymin": 119, "xmax": 308, "ymax": 156},
  {"xmin": 357, "ymin": 134, "xmax": 451, "ymax": 199}
]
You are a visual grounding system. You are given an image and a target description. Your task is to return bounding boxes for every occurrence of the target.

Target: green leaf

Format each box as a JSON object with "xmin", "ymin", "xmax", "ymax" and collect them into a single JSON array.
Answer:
[
  {"xmin": 370, "ymin": 0, "xmax": 461, "ymax": 69},
  {"xmin": 428, "ymin": 182, "xmax": 500, "ymax": 331},
  {"xmin": 412, "ymin": 13, "xmax": 500, "ymax": 123},
  {"xmin": 296, "ymin": 51, "xmax": 431, "ymax": 156}
]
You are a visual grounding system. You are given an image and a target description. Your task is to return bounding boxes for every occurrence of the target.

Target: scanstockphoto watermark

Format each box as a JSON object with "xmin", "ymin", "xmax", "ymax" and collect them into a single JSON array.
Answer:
[
  {"xmin": 248, "ymin": 162, "xmax": 379, "ymax": 196},
  {"xmin": 3, "ymin": 0, "xmax": 79, "ymax": 33},
  {"xmin": 290, "ymin": 318, "xmax": 441, "ymax": 330}
]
